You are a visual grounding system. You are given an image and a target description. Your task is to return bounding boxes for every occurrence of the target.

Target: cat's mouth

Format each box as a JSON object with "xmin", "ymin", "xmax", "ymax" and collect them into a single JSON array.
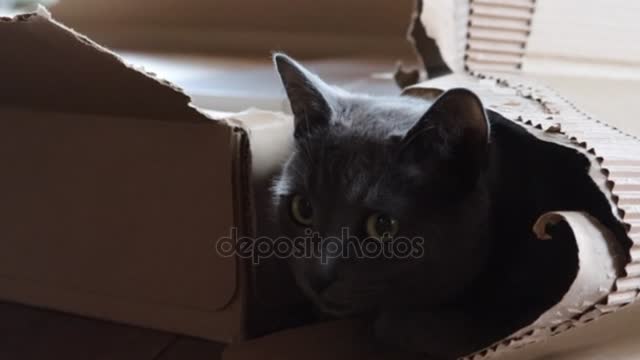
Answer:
[
  {"xmin": 316, "ymin": 296, "xmax": 358, "ymax": 318},
  {"xmin": 299, "ymin": 280, "xmax": 360, "ymax": 317},
  {"xmin": 297, "ymin": 282, "xmax": 357, "ymax": 317},
  {"xmin": 290, "ymin": 262, "xmax": 375, "ymax": 317}
]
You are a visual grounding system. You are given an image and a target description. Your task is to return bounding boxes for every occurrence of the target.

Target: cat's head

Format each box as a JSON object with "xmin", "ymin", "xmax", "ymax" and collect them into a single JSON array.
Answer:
[{"xmin": 271, "ymin": 54, "xmax": 492, "ymax": 316}]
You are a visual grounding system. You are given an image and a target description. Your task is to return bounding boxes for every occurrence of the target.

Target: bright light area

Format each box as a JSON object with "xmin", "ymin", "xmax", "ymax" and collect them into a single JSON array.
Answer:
[{"xmin": 0, "ymin": 0, "xmax": 56, "ymax": 15}]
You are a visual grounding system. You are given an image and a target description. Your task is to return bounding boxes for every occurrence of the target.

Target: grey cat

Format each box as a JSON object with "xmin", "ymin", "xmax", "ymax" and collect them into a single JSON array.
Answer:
[{"xmin": 270, "ymin": 54, "xmax": 625, "ymax": 359}]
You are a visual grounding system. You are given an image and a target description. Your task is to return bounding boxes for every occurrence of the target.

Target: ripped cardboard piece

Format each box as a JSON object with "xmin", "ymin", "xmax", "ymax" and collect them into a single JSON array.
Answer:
[
  {"xmin": 410, "ymin": 0, "xmax": 533, "ymax": 74},
  {"xmin": 404, "ymin": 72, "xmax": 640, "ymax": 359},
  {"xmin": 222, "ymin": 210, "xmax": 625, "ymax": 360},
  {"xmin": 412, "ymin": 0, "xmax": 640, "ymax": 79}
]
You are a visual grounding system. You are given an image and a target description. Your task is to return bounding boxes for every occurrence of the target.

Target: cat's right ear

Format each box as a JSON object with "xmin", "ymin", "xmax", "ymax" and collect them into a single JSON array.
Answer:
[
  {"xmin": 399, "ymin": 88, "xmax": 490, "ymax": 187},
  {"xmin": 273, "ymin": 53, "xmax": 334, "ymax": 138}
]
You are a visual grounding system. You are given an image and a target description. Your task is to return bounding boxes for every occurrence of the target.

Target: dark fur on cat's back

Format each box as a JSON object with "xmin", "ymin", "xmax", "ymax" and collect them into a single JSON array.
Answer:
[{"xmin": 270, "ymin": 54, "xmax": 625, "ymax": 359}]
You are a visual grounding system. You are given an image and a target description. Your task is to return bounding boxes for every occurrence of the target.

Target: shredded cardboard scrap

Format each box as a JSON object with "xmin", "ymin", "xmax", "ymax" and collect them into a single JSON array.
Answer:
[
  {"xmin": 464, "ymin": 211, "xmax": 621, "ymax": 359},
  {"xmin": 528, "ymin": 213, "xmax": 618, "ymax": 328},
  {"xmin": 414, "ymin": 0, "xmax": 534, "ymax": 75}
]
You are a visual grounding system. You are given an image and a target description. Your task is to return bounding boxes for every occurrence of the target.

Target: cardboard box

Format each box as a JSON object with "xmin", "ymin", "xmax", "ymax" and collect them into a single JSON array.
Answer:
[
  {"xmin": 0, "ymin": 7, "xmax": 298, "ymax": 343},
  {"xmin": 3, "ymin": 3, "xmax": 640, "ymax": 360}
]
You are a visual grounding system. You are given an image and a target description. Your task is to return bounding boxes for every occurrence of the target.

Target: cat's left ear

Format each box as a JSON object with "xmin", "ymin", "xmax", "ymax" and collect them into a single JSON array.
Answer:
[
  {"xmin": 273, "ymin": 53, "xmax": 336, "ymax": 138},
  {"xmin": 400, "ymin": 88, "xmax": 490, "ymax": 172}
]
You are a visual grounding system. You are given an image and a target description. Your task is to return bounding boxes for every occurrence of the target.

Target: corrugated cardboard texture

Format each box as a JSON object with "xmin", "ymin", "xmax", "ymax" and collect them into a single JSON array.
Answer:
[
  {"xmin": 413, "ymin": 0, "xmax": 640, "ymax": 78},
  {"xmin": 406, "ymin": 73, "xmax": 640, "ymax": 359}
]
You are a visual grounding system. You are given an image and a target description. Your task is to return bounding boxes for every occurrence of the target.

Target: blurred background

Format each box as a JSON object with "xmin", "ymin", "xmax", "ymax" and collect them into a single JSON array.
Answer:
[
  {"xmin": 1, "ymin": 0, "xmax": 418, "ymax": 113},
  {"xmin": 0, "ymin": 0, "xmax": 638, "ymax": 133}
]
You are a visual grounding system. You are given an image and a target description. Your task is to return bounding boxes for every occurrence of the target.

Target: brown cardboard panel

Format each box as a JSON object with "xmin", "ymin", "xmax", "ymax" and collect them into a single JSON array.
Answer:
[
  {"xmin": 0, "ymin": 7, "xmax": 258, "ymax": 342},
  {"xmin": 0, "ymin": 272, "xmax": 244, "ymax": 343},
  {"xmin": 484, "ymin": 300, "xmax": 640, "ymax": 360},
  {"xmin": 154, "ymin": 338, "xmax": 226, "ymax": 360},
  {"xmin": 0, "ymin": 8, "xmax": 205, "ymax": 122},
  {"xmin": 0, "ymin": 108, "xmax": 241, "ymax": 339},
  {"xmin": 0, "ymin": 301, "xmax": 176, "ymax": 360}
]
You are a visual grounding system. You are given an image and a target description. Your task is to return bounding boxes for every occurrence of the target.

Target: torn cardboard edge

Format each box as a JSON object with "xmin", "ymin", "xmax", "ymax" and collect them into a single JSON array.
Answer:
[
  {"xmin": 409, "ymin": 0, "xmax": 534, "ymax": 77},
  {"xmin": 405, "ymin": 72, "xmax": 640, "ymax": 359},
  {"xmin": 481, "ymin": 77, "xmax": 637, "ymax": 359},
  {"xmin": 409, "ymin": 0, "xmax": 469, "ymax": 76},
  {"xmin": 0, "ymin": 6, "xmax": 207, "ymax": 123},
  {"xmin": 1, "ymin": 6, "xmax": 292, "ymax": 135},
  {"xmin": 406, "ymin": 0, "xmax": 451, "ymax": 79},
  {"xmin": 414, "ymin": 0, "xmax": 640, "ymax": 80}
]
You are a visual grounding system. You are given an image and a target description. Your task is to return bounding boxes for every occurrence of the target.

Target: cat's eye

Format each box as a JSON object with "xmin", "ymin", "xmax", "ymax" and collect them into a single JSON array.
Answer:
[
  {"xmin": 290, "ymin": 195, "xmax": 313, "ymax": 226},
  {"xmin": 366, "ymin": 213, "xmax": 399, "ymax": 240}
]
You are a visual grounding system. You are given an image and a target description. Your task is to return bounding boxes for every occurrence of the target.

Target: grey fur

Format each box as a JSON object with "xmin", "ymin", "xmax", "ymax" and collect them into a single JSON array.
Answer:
[
  {"xmin": 270, "ymin": 54, "xmax": 623, "ymax": 359},
  {"xmin": 271, "ymin": 54, "xmax": 496, "ymax": 358}
]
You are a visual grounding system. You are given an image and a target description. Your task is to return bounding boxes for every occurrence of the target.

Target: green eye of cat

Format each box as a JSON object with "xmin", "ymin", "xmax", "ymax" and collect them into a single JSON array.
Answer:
[
  {"xmin": 366, "ymin": 213, "xmax": 399, "ymax": 240},
  {"xmin": 290, "ymin": 195, "xmax": 313, "ymax": 226}
]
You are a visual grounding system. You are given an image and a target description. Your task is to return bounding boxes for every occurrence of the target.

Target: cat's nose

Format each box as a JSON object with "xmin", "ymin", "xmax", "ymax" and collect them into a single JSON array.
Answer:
[
  {"xmin": 308, "ymin": 272, "xmax": 333, "ymax": 294},
  {"xmin": 307, "ymin": 260, "xmax": 338, "ymax": 294}
]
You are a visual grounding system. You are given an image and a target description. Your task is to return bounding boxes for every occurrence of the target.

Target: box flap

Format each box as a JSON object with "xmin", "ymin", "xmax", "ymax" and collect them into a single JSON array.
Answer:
[
  {"xmin": 0, "ymin": 8, "xmax": 246, "ymax": 327},
  {"xmin": 0, "ymin": 6, "xmax": 206, "ymax": 122},
  {"xmin": 409, "ymin": 0, "xmax": 640, "ymax": 79}
]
